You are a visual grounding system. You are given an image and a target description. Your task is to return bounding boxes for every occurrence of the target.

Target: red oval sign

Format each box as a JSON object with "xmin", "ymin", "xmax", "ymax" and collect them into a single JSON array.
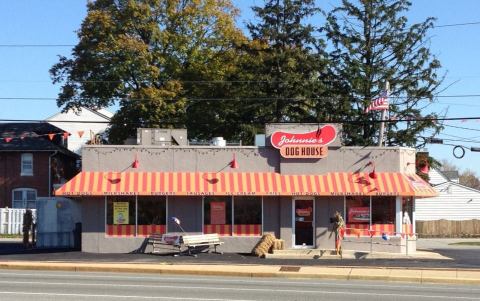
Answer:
[{"xmin": 270, "ymin": 125, "xmax": 337, "ymax": 149}]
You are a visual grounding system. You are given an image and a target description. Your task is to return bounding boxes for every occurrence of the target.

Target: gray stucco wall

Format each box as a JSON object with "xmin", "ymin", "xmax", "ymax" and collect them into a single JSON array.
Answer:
[
  {"xmin": 167, "ymin": 196, "xmax": 202, "ymax": 233},
  {"xmin": 82, "ymin": 146, "xmax": 415, "ymax": 175}
]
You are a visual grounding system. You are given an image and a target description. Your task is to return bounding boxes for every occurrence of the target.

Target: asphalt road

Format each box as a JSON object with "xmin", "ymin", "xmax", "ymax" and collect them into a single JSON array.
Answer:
[{"xmin": 0, "ymin": 270, "xmax": 479, "ymax": 301}]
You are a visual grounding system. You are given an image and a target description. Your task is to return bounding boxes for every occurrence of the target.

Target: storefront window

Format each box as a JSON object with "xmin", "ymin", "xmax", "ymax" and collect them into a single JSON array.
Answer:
[
  {"xmin": 106, "ymin": 197, "xmax": 136, "ymax": 237},
  {"xmin": 402, "ymin": 197, "xmax": 414, "ymax": 235},
  {"xmin": 345, "ymin": 196, "xmax": 396, "ymax": 237},
  {"xmin": 137, "ymin": 196, "xmax": 167, "ymax": 237},
  {"xmin": 233, "ymin": 196, "xmax": 262, "ymax": 236},
  {"xmin": 204, "ymin": 196, "xmax": 232, "ymax": 236},
  {"xmin": 345, "ymin": 196, "xmax": 370, "ymax": 236}
]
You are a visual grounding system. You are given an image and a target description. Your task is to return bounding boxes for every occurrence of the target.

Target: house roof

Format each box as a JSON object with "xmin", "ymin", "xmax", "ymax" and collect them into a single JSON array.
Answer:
[
  {"xmin": 433, "ymin": 180, "xmax": 480, "ymax": 194},
  {"xmin": 442, "ymin": 170, "xmax": 459, "ymax": 181},
  {"xmin": 0, "ymin": 123, "xmax": 79, "ymax": 157},
  {"xmin": 45, "ymin": 107, "xmax": 113, "ymax": 121}
]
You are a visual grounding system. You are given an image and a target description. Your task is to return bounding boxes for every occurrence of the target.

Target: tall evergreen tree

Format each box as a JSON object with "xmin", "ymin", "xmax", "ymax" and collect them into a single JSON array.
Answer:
[
  {"xmin": 324, "ymin": 0, "xmax": 443, "ymax": 146},
  {"xmin": 231, "ymin": 0, "xmax": 329, "ymax": 136},
  {"xmin": 50, "ymin": 0, "xmax": 244, "ymax": 143}
]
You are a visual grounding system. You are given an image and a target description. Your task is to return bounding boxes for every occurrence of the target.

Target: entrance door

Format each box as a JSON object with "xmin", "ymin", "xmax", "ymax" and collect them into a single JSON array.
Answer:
[{"xmin": 293, "ymin": 198, "xmax": 314, "ymax": 247}]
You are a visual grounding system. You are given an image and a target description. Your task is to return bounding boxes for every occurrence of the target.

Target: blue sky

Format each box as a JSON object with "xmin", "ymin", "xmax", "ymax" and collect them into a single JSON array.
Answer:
[{"xmin": 1, "ymin": 0, "xmax": 479, "ymax": 174}]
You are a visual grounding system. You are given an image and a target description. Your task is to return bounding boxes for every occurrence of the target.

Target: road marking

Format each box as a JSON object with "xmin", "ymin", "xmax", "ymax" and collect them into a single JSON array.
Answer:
[
  {"xmin": 0, "ymin": 291, "xmax": 253, "ymax": 300},
  {"xmin": 0, "ymin": 271, "xmax": 478, "ymax": 292},
  {"xmin": 0, "ymin": 280, "xmax": 479, "ymax": 300}
]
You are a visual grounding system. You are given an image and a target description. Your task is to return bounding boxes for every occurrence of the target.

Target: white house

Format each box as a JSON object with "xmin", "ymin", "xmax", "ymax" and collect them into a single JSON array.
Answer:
[
  {"xmin": 416, "ymin": 168, "xmax": 480, "ymax": 221},
  {"xmin": 46, "ymin": 108, "xmax": 113, "ymax": 154}
]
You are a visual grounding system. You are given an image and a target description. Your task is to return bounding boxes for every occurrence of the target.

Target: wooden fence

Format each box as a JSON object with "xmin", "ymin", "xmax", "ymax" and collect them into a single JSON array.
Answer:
[{"xmin": 416, "ymin": 219, "xmax": 480, "ymax": 238}]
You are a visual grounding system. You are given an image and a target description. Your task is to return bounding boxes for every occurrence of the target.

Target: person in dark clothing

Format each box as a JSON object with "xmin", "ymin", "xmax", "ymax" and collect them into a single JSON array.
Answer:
[{"xmin": 22, "ymin": 209, "xmax": 33, "ymax": 248}]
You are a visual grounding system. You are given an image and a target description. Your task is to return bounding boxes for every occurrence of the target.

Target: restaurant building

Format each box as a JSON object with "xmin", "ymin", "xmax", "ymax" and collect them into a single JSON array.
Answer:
[{"xmin": 55, "ymin": 123, "xmax": 437, "ymax": 253}]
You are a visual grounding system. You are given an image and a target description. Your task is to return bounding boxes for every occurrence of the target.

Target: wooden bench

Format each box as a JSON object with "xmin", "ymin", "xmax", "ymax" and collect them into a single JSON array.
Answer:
[{"xmin": 180, "ymin": 234, "xmax": 224, "ymax": 256}]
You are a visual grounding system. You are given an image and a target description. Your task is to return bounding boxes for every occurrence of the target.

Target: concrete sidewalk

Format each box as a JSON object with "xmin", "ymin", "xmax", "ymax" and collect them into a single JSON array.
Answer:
[{"xmin": 0, "ymin": 260, "xmax": 479, "ymax": 285}]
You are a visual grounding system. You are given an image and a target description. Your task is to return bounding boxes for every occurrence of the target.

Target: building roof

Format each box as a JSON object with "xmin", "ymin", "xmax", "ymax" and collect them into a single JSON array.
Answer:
[
  {"xmin": 442, "ymin": 170, "xmax": 460, "ymax": 181},
  {"xmin": 0, "ymin": 123, "xmax": 79, "ymax": 157},
  {"xmin": 45, "ymin": 107, "xmax": 113, "ymax": 122}
]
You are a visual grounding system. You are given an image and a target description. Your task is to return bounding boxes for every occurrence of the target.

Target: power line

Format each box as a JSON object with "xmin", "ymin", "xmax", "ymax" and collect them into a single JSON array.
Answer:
[
  {"xmin": 0, "ymin": 44, "xmax": 75, "ymax": 47},
  {"xmin": 434, "ymin": 21, "xmax": 480, "ymax": 28},
  {"xmin": 424, "ymin": 129, "xmax": 480, "ymax": 143},
  {"xmin": 2, "ymin": 94, "xmax": 480, "ymax": 102},
  {"xmin": 1, "ymin": 20, "xmax": 480, "ymax": 48},
  {"xmin": 2, "ymin": 116, "xmax": 480, "ymax": 125},
  {"xmin": 444, "ymin": 124, "xmax": 480, "ymax": 132}
]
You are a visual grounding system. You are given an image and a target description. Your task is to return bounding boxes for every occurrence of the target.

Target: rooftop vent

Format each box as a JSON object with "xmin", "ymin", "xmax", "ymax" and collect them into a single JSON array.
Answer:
[
  {"xmin": 211, "ymin": 137, "xmax": 226, "ymax": 147},
  {"xmin": 136, "ymin": 128, "xmax": 188, "ymax": 146}
]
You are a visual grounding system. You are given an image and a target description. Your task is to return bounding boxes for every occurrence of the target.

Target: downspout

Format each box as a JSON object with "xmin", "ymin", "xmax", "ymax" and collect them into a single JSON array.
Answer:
[{"xmin": 48, "ymin": 151, "xmax": 58, "ymax": 198}]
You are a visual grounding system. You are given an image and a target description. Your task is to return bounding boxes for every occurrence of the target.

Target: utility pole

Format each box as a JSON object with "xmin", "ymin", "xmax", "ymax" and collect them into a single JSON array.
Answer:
[{"xmin": 378, "ymin": 81, "xmax": 390, "ymax": 147}]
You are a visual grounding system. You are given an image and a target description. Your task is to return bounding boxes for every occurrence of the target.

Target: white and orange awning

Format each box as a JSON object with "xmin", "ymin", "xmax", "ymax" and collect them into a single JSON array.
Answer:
[{"xmin": 54, "ymin": 171, "xmax": 437, "ymax": 197}]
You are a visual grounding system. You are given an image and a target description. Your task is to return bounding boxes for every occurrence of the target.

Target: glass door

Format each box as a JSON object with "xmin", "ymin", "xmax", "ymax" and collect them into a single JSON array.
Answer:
[{"xmin": 293, "ymin": 198, "xmax": 314, "ymax": 247}]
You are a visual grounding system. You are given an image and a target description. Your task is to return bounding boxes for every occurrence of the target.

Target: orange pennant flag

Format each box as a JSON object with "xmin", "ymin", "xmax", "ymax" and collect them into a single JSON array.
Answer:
[
  {"xmin": 62, "ymin": 132, "xmax": 70, "ymax": 139},
  {"xmin": 48, "ymin": 133, "xmax": 55, "ymax": 140},
  {"xmin": 4, "ymin": 137, "xmax": 12, "ymax": 143},
  {"xmin": 77, "ymin": 130, "xmax": 84, "ymax": 138}
]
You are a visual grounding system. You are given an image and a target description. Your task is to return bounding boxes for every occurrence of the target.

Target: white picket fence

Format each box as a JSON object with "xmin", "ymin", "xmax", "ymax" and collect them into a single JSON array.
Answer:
[{"xmin": 0, "ymin": 208, "xmax": 36, "ymax": 235}]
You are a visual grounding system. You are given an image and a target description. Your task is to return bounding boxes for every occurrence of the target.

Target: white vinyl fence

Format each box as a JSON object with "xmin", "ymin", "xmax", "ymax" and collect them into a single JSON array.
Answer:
[{"xmin": 0, "ymin": 208, "xmax": 36, "ymax": 235}]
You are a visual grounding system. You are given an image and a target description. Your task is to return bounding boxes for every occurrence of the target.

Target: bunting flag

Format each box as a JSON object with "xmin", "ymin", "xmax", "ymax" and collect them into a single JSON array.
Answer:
[
  {"xmin": 0, "ymin": 131, "xmax": 79, "ymax": 143},
  {"xmin": 365, "ymin": 90, "xmax": 389, "ymax": 113},
  {"xmin": 77, "ymin": 130, "xmax": 84, "ymax": 138}
]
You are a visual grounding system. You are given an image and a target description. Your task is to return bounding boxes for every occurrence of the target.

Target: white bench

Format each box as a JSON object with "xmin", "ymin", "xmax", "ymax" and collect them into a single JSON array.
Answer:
[{"xmin": 180, "ymin": 234, "xmax": 224, "ymax": 256}]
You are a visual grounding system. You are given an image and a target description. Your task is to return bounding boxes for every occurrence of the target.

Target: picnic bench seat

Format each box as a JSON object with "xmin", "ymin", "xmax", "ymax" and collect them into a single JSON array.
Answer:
[
  {"xmin": 148, "ymin": 233, "xmax": 223, "ymax": 256},
  {"xmin": 181, "ymin": 233, "xmax": 224, "ymax": 256}
]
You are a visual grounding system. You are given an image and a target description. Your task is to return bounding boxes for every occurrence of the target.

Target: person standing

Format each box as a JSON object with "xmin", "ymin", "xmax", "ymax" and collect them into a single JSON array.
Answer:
[
  {"xmin": 22, "ymin": 209, "xmax": 33, "ymax": 248},
  {"xmin": 333, "ymin": 211, "xmax": 345, "ymax": 256}
]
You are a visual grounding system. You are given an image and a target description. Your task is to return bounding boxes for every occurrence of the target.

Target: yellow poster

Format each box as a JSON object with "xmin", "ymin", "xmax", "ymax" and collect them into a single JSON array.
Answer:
[{"xmin": 113, "ymin": 202, "xmax": 129, "ymax": 225}]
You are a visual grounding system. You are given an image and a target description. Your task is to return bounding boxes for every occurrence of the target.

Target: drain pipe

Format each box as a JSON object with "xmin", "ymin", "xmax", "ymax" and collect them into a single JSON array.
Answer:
[{"xmin": 48, "ymin": 151, "xmax": 58, "ymax": 197}]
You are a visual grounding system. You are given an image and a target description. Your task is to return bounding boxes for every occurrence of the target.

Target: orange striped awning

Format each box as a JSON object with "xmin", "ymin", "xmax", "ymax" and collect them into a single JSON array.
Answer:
[
  {"xmin": 322, "ymin": 172, "xmax": 438, "ymax": 197},
  {"xmin": 54, "ymin": 171, "xmax": 437, "ymax": 197}
]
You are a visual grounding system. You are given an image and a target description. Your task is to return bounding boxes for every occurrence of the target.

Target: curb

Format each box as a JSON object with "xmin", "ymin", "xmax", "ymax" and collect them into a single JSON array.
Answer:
[{"xmin": 0, "ymin": 262, "xmax": 479, "ymax": 285}]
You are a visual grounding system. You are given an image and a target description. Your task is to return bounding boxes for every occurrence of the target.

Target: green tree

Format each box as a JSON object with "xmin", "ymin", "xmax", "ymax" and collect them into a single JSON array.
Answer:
[
  {"xmin": 324, "ymin": 0, "xmax": 443, "ymax": 146},
  {"xmin": 219, "ymin": 0, "xmax": 329, "ymax": 142},
  {"xmin": 50, "ymin": 0, "xmax": 244, "ymax": 143}
]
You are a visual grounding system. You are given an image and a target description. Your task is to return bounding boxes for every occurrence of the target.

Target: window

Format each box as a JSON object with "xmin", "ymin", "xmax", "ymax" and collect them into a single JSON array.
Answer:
[
  {"xmin": 204, "ymin": 196, "xmax": 232, "ymax": 236},
  {"xmin": 202, "ymin": 196, "xmax": 263, "ymax": 236},
  {"xmin": 371, "ymin": 196, "xmax": 395, "ymax": 225},
  {"xmin": 105, "ymin": 196, "xmax": 167, "ymax": 237},
  {"xmin": 21, "ymin": 153, "xmax": 33, "ymax": 176},
  {"xmin": 345, "ymin": 196, "xmax": 396, "ymax": 237},
  {"xmin": 106, "ymin": 197, "xmax": 136, "ymax": 236},
  {"xmin": 137, "ymin": 196, "xmax": 166, "ymax": 237},
  {"xmin": 233, "ymin": 196, "xmax": 262, "ymax": 236},
  {"xmin": 12, "ymin": 188, "xmax": 37, "ymax": 209}
]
